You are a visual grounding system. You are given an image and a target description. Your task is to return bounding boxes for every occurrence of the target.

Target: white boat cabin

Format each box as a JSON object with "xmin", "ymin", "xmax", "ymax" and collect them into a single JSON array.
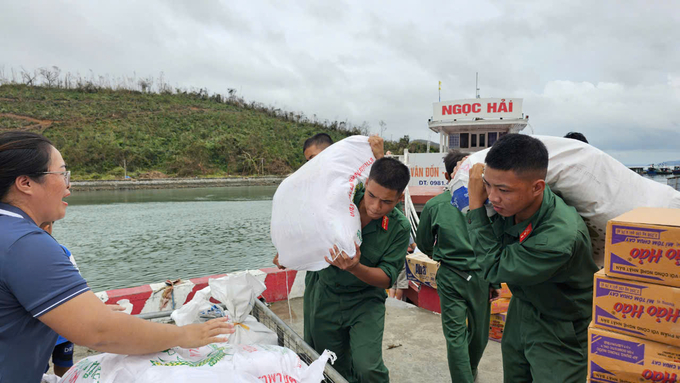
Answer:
[{"xmin": 428, "ymin": 98, "xmax": 529, "ymax": 153}]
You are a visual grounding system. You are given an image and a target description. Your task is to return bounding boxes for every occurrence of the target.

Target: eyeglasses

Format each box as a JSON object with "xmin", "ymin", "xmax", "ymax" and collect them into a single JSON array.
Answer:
[{"xmin": 33, "ymin": 170, "xmax": 71, "ymax": 186}]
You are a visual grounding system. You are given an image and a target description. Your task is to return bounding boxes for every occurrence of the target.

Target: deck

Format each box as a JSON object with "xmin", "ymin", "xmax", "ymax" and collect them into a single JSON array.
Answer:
[{"xmin": 268, "ymin": 297, "xmax": 504, "ymax": 383}]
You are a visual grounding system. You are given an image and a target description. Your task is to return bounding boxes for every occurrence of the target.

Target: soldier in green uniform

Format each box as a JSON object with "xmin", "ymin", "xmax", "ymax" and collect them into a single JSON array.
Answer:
[
  {"xmin": 273, "ymin": 134, "xmax": 385, "ymax": 353},
  {"xmin": 416, "ymin": 150, "xmax": 497, "ymax": 383},
  {"xmin": 466, "ymin": 134, "xmax": 598, "ymax": 383},
  {"xmin": 310, "ymin": 157, "xmax": 410, "ymax": 383}
]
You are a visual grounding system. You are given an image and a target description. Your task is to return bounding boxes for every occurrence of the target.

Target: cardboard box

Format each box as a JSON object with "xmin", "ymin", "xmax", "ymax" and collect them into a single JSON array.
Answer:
[
  {"xmin": 592, "ymin": 270, "xmax": 680, "ymax": 347},
  {"xmin": 405, "ymin": 252, "xmax": 439, "ymax": 289},
  {"xmin": 589, "ymin": 325, "xmax": 680, "ymax": 383},
  {"xmin": 605, "ymin": 208, "xmax": 680, "ymax": 288},
  {"xmin": 489, "ymin": 312, "xmax": 507, "ymax": 343},
  {"xmin": 491, "ymin": 298, "xmax": 511, "ymax": 314},
  {"xmin": 498, "ymin": 283, "xmax": 512, "ymax": 298}
]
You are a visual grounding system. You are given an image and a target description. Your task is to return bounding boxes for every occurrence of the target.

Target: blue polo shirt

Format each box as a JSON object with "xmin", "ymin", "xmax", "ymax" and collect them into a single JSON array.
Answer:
[{"xmin": 0, "ymin": 203, "xmax": 90, "ymax": 383}]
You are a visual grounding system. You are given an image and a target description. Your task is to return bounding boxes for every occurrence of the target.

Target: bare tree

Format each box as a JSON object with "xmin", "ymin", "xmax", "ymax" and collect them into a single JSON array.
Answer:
[
  {"xmin": 21, "ymin": 67, "xmax": 37, "ymax": 86},
  {"xmin": 379, "ymin": 120, "xmax": 387, "ymax": 138}
]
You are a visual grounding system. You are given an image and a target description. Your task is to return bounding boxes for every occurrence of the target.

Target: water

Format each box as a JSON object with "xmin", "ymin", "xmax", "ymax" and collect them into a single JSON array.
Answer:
[{"xmin": 52, "ymin": 186, "xmax": 278, "ymax": 292}]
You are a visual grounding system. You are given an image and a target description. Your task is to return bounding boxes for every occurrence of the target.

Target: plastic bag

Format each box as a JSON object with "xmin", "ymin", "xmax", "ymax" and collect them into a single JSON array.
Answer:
[
  {"xmin": 209, "ymin": 273, "xmax": 278, "ymax": 345},
  {"xmin": 59, "ymin": 344, "xmax": 336, "ymax": 383},
  {"xmin": 170, "ymin": 286, "xmax": 213, "ymax": 327},
  {"xmin": 271, "ymin": 135, "xmax": 376, "ymax": 271},
  {"xmin": 448, "ymin": 135, "xmax": 680, "ymax": 266},
  {"xmin": 170, "ymin": 273, "xmax": 277, "ymax": 345}
]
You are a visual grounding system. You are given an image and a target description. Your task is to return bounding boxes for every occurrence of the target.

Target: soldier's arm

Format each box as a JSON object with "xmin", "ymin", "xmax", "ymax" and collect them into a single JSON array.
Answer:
[
  {"xmin": 415, "ymin": 204, "xmax": 436, "ymax": 257},
  {"xmin": 466, "ymin": 207, "xmax": 573, "ymax": 285}
]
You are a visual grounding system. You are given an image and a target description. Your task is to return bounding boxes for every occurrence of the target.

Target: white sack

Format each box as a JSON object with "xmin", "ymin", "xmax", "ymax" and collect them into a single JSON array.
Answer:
[
  {"xmin": 449, "ymin": 135, "xmax": 680, "ymax": 266},
  {"xmin": 271, "ymin": 135, "xmax": 376, "ymax": 271},
  {"xmin": 210, "ymin": 273, "xmax": 278, "ymax": 346},
  {"xmin": 170, "ymin": 286, "xmax": 213, "ymax": 327},
  {"xmin": 170, "ymin": 272, "xmax": 277, "ymax": 345},
  {"xmin": 59, "ymin": 344, "xmax": 336, "ymax": 383}
]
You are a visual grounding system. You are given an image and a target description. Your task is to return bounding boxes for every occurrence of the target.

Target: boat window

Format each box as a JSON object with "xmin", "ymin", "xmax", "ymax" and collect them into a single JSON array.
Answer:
[
  {"xmin": 488, "ymin": 132, "xmax": 498, "ymax": 146},
  {"xmin": 479, "ymin": 133, "xmax": 486, "ymax": 148},
  {"xmin": 460, "ymin": 133, "xmax": 469, "ymax": 148},
  {"xmin": 471, "ymin": 134, "xmax": 477, "ymax": 148},
  {"xmin": 448, "ymin": 133, "xmax": 460, "ymax": 148}
]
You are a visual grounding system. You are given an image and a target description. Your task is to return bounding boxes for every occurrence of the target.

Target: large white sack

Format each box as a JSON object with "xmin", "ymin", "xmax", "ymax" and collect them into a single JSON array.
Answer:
[
  {"xmin": 449, "ymin": 135, "xmax": 680, "ymax": 266},
  {"xmin": 59, "ymin": 344, "xmax": 336, "ymax": 383},
  {"xmin": 271, "ymin": 135, "xmax": 377, "ymax": 271}
]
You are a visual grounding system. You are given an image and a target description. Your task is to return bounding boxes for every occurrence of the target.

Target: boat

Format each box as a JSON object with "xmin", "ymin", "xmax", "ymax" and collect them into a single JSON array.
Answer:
[
  {"xmin": 674, "ymin": 166, "xmax": 680, "ymax": 175},
  {"xmin": 401, "ymin": 97, "xmax": 528, "ymax": 214},
  {"xmin": 647, "ymin": 165, "xmax": 659, "ymax": 175},
  {"xmin": 91, "ymin": 267, "xmax": 504, "ymax": 382},
  {"xmin": 629, "ymin": 166, "xmax": 645, "ymax": 175}
]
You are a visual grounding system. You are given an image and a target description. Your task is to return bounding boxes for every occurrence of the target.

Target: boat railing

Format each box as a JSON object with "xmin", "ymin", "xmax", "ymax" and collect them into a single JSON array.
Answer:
[{"xmin": 404, "ymin": 186, "xmax": 419, "ymax": 240}]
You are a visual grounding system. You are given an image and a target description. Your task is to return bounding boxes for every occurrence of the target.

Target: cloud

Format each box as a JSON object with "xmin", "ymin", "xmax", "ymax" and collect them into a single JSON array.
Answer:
[{"xmin": 1, "ymin": 0, "xmax": 679, "ymax": 164}]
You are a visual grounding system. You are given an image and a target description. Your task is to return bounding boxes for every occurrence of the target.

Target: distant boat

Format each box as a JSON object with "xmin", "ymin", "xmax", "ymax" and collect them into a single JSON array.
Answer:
[
  {"xmin": 647, "ymin": 165, "xmax": 658, "ymax": 175},
  {"xmin": 629, "ymin": 166, "xmax": 645, "ymax": 175},
  {"xmin": 658, "ymin": 167, "xmax": 673, "ymax": 175},
  {"xmin": 674, "ymin": 166, "xmax": 680, "ymax": 175}
]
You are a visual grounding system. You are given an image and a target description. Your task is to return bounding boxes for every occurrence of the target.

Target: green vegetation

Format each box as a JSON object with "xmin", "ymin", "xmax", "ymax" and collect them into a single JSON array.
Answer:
[{"xmin": 0, "ymin": 68, "xmax": 434, "ymax": 179}]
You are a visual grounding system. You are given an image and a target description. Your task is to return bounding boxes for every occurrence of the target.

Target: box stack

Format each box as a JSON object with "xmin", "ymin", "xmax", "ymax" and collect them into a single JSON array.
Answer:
[
  {"xmin": 589, "ymin": 208, "xmax": 680, "ymax": 383},
  {"xmin": 489, "ymin": 283, "xmax": 511, "ymax": 342}
]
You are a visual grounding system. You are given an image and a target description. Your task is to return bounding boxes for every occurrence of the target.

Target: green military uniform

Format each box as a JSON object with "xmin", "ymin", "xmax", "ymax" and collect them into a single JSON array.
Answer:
[
  {"xmin": 466, "ymin": 186, "xmax": 598, "ymax": 383},
  {"xmin": 416, "ymin": 191, "xmax": 491, "ymax": 383},
  {"xmin": 309, "ymin": 187, "xmax": 410, "ymax": 383},
  {"xmin": 303, "ymin": 271, "xmax": 318, "ymax": 348}
]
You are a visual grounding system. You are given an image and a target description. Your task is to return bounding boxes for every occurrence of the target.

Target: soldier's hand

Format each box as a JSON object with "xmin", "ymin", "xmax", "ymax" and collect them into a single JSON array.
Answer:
[
  {"xmin": 325, "ymin": 243, "xmax": 361, "ymax": 271},
  {"xmin": 452, "ymin": 156, "xmax": 469, "ymax": 178},
  {"xmin": 177, "ymin": 318, "xmax": 235, "ymax": 348},
  {"xmin": 273, "ymin": 253, "xmax": 286, "ymax": 270},
  {"xmin": 468, "ymin": 163, "xmax": 488, "ymax": 210},
  {"xmin": 489, "ymin": 287, "xmax": 501, "ymax": 302},
  {"xmin": 368, "ymin": 135, "xmax": 384, "ymax": 160}
]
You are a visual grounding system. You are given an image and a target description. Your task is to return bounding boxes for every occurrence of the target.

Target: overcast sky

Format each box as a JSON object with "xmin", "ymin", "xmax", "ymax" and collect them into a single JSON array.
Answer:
[{"xmin": 1, "ymin": 0, "xmax": 679, "ymax": 165}]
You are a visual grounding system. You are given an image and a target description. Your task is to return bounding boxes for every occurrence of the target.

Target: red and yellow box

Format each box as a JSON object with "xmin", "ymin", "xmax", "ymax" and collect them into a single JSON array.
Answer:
[
  {"xmin": 605, "ymin": 208, "xmax": 680, "ymax": 288},
  {"xmin": 489, "ymin": 312, "xmax": 507, "ymax": 343},
  {"xmin": 498, "ymin": 283, "xmax": 512, "ymax": 298},
  {"xmin": 588, "ymin": 325, "xmax": 680, "ymax": 383},
  {"xmin": 592, "ymin": 270, "xmax": 680, "ymax": 347},
  {"xmin": 491, "ymin": 298, "xmax": 510, "ymax": 314}
]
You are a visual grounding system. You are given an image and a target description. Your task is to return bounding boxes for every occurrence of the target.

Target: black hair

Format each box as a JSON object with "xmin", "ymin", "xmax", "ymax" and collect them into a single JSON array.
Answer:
[
  {"xmin": 0, "ymin": 131, "xmax": 54, "ymax": 201},
  {"xmin": 302, "ymin": 133, "xmax": 334, "ymax": 154},
  {"xmin": 485, "ymin": 134, "xmax": 548, "ymax": 179},
  {"xmin": 367, "ymin": 157, "xmax": 410, "ymax": 195},
  {"xmin": 564, "ymin": 132, "xmax": 588, "ymax": 144},
  {"xmin": 444, "ymin": 150, "xmax": 468, "ymax": 175}
]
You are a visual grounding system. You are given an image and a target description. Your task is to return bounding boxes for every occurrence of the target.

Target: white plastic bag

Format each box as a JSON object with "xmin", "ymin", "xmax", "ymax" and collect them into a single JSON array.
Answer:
[
  {"xmin": 449, "ymin": 135, "xmax": 680, "ymax": 266},
  {"xmin": 170, "ymin": 273, "xmax": 277, "ymax": 345},
  {"xmin": 209, "ymin": 273, "xmax": 278, "ymax": 345},
  {"xmin": 59, "ymin": 344, "xmax": 336, "ymax": 383},
  {"xmin": 271, "ymin": 135, "xmax": 376, "ymax": 271},
  {"xmin": 170, "ymin": 286, "xmax": 213, "ymax": 326}
]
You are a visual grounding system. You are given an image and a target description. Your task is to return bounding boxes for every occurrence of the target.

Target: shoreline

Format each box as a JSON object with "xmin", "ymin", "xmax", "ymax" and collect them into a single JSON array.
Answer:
[{"xmin": 70, "ymin": 176, "xmax": 285, "ymax": 191}]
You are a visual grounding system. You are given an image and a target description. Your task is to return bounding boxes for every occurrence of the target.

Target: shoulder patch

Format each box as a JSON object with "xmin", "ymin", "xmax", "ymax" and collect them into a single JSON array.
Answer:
[
  {"xmin": 519, "ymin": 223, "xmax": 532, "ymax": 243},
  {"xmin": 382, "ymin": 216, "xmax": 389, "ymax": 231}
]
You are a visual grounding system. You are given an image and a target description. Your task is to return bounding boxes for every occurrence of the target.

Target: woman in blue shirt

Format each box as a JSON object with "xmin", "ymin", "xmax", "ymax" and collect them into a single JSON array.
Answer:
[{"xmin": 0, "ymin": 131, "xmax": 235, "ymax": 383}]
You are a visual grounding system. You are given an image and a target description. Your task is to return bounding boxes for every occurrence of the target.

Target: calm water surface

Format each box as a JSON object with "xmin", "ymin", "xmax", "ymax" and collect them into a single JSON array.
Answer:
[
  {"xmin": 53, "ymin": 186, "xmax": 278, "ymax": 292},
  {"xmin": 53, "ymin": 175, "xmax": 676, "ymax": 292}
]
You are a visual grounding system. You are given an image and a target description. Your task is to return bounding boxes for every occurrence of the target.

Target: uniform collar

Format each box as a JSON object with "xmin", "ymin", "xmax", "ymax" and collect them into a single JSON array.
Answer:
[
  {"xmin": 503, "ymin": 186, "xmax": 555, "ymax": 243},
  {"xmin": 0, "ymin": 203, "xmax": 30, "ymax": 221},
  {"xmin": 353, "ymin": 186, "xmax": 390, "ymax": 234}
]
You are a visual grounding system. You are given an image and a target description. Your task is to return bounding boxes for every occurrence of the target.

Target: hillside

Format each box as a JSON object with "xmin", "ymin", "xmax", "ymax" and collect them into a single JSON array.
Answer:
[{"xmin": 0, "ymin": 84, "xmax": 357, "ymax": 179}]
